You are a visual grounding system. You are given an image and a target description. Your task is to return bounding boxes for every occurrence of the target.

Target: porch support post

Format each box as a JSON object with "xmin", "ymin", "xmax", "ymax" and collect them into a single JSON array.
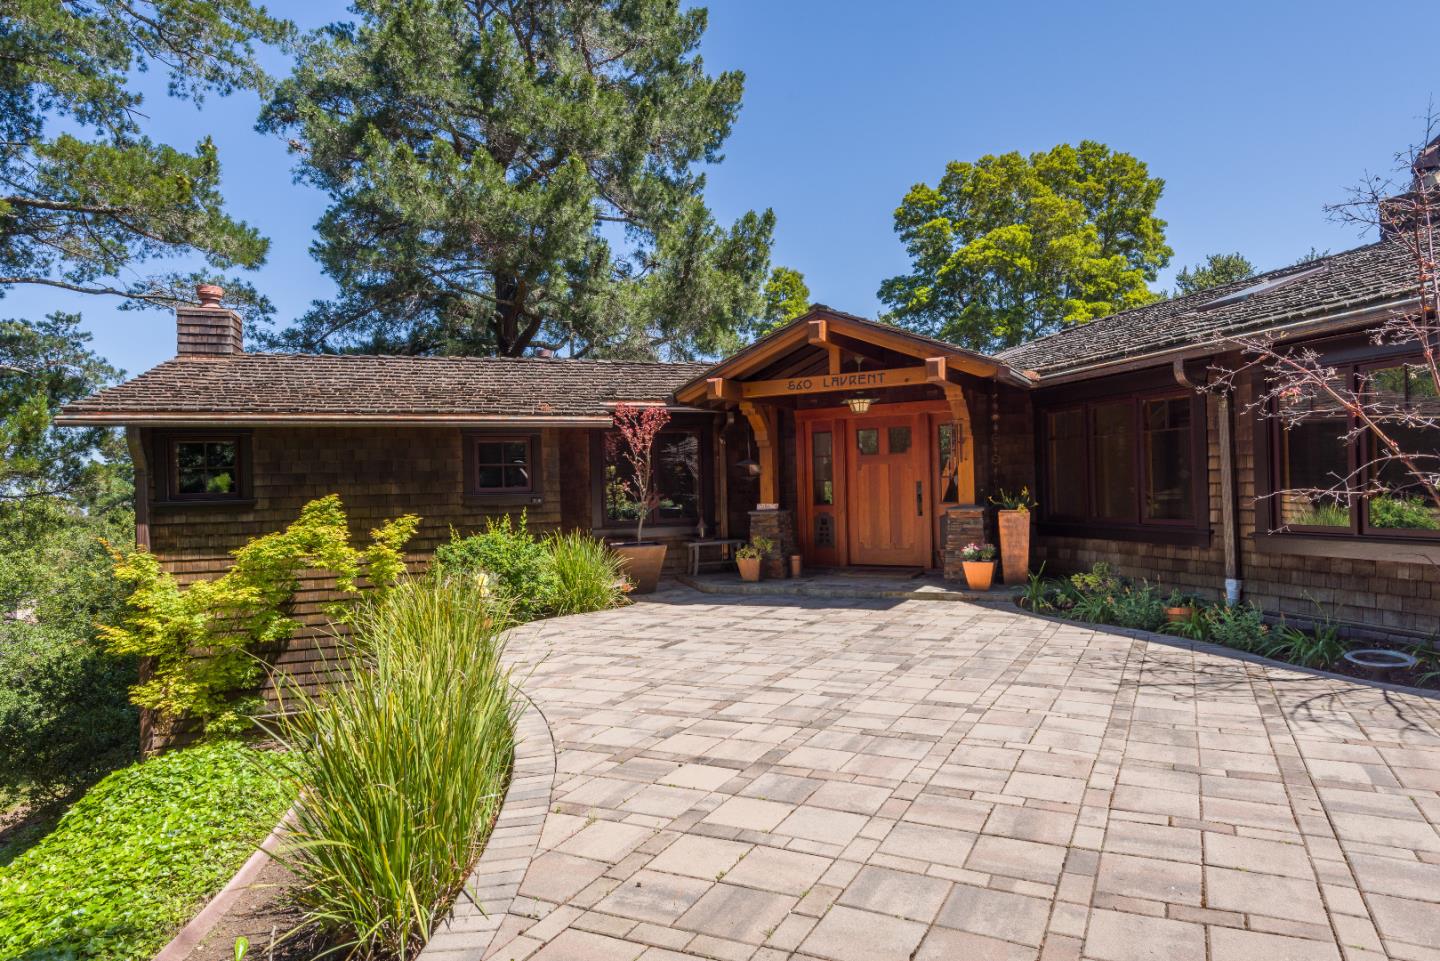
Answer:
[
  {"xmin": 941, "ymin": 385, "xmax": 976, "ymax": 506},
  {"xmin": 739, "ymin": 400, "xmax": 779, "ymax": 506}
]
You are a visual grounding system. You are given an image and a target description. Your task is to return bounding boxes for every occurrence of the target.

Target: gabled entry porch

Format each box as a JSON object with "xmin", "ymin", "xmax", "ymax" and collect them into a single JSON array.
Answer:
[{"xmin": 675, "ymin": 307, "xmax": 1032, "ymax": 577}]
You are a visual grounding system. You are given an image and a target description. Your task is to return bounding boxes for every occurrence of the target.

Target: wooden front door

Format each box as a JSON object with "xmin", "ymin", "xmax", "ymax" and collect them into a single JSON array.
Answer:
[{"xmin": 846, "ymin": 414, "xmax": 929, "ymax": 566}]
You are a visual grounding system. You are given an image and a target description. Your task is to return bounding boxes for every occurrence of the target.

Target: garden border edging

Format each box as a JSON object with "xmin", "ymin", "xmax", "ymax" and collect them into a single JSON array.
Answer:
[
  {"xmin": 150, "ymin": 805, "xmax": 298, "ymax": 961},
  {"xmin": 417, "ymin": 689, "xmax": 558, "ymax": 960}
]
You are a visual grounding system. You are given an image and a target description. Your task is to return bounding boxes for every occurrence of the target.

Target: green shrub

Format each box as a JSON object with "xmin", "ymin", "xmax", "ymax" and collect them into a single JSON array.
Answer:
[
  {"xmin": 1161, "ymin": 605, "xmax": 1212, "ymax": 641},
  {"xmin": 0, "ymin": 742, "xmax": 291, "ymax": 961},
  {"xmin": 0, "ymin": 622, "xmax": 137, "ymax": 801},
  {"xmin": 1369, "ymin": 494, "xmax": 1440, "ymax": 530},
  {"xmin": 271, "ymin": 577, "xmax": 518, "ymax": 958},
  {"xmin": 1267, "ymin": 622, "xmax": 1347, "ymax": 669},
  {"xmin": 1112, "ymin": 584, "xmax": 1167, "ymax": 632},
  {"xmin": 100, "ymin": 495, "xmax": 418, "ymax": 738},
  {"xmin": 547, "ymin": 530, "xmax": 626, "ymax": 615},
  {"xmin": 1208, "ymin": 603, "xmax": 1270, "ymax": 653},
  {"xmin": 1069, "ymin": 562, "xmax": 1120, "ymax": 594},
  {"xmin": 433, "ymin": 512, "xmax": 559, "ymax": 620}
]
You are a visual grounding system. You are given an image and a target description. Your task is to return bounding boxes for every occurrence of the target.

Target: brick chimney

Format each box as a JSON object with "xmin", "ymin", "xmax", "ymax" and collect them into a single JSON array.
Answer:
[{"xmin": 176, "ymin": 283, "xmax": 244, "ymax": 355}]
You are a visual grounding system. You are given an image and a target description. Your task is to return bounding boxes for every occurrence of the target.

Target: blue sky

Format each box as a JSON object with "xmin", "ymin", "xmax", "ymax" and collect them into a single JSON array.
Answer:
[{"xmin": 6, "ymin": 0, "xmax": 1430, "ymax": 377}]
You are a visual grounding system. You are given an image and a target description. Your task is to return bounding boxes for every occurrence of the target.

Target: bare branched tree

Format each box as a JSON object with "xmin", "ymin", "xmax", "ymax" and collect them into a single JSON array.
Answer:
[{"xmin": 1209, "ymin": 114, "xmax": 1440, "ymax": 535}]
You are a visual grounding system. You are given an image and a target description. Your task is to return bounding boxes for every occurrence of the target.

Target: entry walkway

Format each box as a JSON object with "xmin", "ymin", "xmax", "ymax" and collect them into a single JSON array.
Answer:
[{"xmin": 433, "ymin": 589, "xmax": 1440, "ymax": 961}]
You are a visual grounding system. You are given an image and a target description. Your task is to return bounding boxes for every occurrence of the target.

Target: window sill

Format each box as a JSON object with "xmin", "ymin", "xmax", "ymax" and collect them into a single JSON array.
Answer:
[
  {"xmin": 1038, "ymin": 522, "xmax": 1212, "ymax": 548},
  {"xmin": 463, "ymin": 492, "xmax": 544, "ymax": 506},
  {"xmin": 152, "ymin": 498, "xmax": 256, "ymax": 511},
  {"xmin": 1249, "ymin": 532, "xmax": 1440, "ymax": 564}
]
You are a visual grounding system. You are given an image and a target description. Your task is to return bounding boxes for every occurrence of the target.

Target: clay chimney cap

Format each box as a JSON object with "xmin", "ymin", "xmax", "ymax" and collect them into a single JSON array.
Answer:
[{"xmin": 195, "ymin": 283, "xmax": 225, "ymax": 308}]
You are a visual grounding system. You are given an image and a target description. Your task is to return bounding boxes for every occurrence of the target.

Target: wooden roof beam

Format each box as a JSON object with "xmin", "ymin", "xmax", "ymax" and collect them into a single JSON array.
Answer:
[{"xmin": 706, "ymin": 377, "xmax": 742, "ymax": 403}]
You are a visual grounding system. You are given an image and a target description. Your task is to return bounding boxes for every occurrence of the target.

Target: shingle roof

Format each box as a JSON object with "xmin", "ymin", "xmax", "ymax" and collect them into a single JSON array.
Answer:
[
  {"xmin": 57, "ymin": 353, "xmax": 711, "ymax": 425},
  {"xmin": 997, "ymin": 240, "xmax": 1420, "ymax": 377}
]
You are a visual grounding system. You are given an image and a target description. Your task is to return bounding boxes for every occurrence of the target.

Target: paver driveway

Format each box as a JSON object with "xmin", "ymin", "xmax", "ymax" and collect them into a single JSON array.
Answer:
[{"xmin": 444, "ymin": 590, "xmax": 1440, "ymax": 961}]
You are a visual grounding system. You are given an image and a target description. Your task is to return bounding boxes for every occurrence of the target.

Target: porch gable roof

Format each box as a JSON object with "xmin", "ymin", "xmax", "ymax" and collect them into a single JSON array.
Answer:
[{"xmin": 673, "ymin": 306, "xmax": 1033, "ymax": 405}]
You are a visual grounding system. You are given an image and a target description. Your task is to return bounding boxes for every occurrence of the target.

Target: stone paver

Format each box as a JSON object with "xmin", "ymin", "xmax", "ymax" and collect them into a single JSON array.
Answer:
[{"xmin": 428, "ymin": 589, "xmax": 1440, "ymax": 961}]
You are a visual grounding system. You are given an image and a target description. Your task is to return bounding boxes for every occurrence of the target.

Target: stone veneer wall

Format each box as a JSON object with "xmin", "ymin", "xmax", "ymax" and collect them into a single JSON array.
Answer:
[
  {"xmin": 749, "ymin": 509, "xmax": 796, "ymax": 579},
  {"xmin": 942, "ymin": 506, "xmax": 986, "ymax": 581}
]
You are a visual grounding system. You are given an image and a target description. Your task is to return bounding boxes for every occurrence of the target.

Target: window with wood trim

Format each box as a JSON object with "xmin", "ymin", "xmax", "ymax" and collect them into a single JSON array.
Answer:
[
  {"xmin": 155, "ymin": 432, "xmax": 251, "ymax": 503},
  {"xmin": 602, "ymin": 428, "xmax": 703, "ymax": 525},
  {"xmin": 1263, "ymin": 355, "xmax": 1440, "ymax": 538},
  {"xmin": 1039, "ymin": 391, "xmax": 1205, "ymax": 536},
  {"xmin": 464, "ymin": 432, "xmax": 541, "ymax": 500}
]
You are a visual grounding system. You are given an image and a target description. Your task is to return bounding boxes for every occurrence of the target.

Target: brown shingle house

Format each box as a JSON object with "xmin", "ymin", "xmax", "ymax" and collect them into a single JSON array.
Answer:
[{"xmin": 60, "ymin": 237, "xmax": 1440, "ymax": 676}]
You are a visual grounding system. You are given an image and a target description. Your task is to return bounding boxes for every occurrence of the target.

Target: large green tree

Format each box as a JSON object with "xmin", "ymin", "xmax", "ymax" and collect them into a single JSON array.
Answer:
[
  {"xmin": 1172, "ymin": 251, "xmax": 1255, "ymax": 296},
  {"xmin": 878, "ymin": 141, "xmax": 1172, "ymax": 351},
  {"xmin": 260, "ymin": 0, "xmax": 775, "ymax": 360},
  {"xmin": 759, "ymin": 266, "xmax": 810, "ymax": 335},
  {"xmin": 0, "ymin": 0, "xmax": 289, "ymax": 323}
]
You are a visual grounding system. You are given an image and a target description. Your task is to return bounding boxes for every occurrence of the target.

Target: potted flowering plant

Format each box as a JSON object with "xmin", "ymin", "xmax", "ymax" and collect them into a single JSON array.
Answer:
[
  {"xmin": 735, "ymin": 536, "xmax": 774, "ymax": 582},
  {"xmin": 990, "ymin": 487, "xmax": 1037, "ymax": 586},
  {"xmin": 960, "ymin": 542, "xmax": 998, "ymax": 591},
  {"xmin": 1164, "ymin": 589, "xmax": 1198, "ymax": 624},
  {"xmin": 607, "ymin": 403, "xmax": 671, "ymax": 593}
]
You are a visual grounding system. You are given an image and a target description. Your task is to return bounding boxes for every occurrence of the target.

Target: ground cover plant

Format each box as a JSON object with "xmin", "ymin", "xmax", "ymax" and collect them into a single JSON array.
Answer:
[
  {"xmin": 270, "ymin": 575, "xmax": 518, "ymax": 958},
  {"xmin": 0, "ymin": 741, "xmax": 291, "ymax": 961}
]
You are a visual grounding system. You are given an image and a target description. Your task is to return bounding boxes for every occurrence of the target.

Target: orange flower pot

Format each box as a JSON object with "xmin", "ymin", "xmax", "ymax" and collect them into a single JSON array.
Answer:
[
  {"xmin": 997, "ymin": 509, "xmax": 1031, "ymax": 585},
  {"xmin": 613, "ymin": 543, "xmax": 667, "ymax": 594},
  {"xmin": 736, "ymin": 556, "xmax": 762, "ymax": 582},
  {"xmin": 962, "ymin": 560, "xmax": 996, "ymax": 591}
]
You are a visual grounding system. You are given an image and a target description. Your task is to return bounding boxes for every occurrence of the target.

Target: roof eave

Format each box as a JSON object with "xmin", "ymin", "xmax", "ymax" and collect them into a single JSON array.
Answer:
[
  {"xmin": 53, "ymin": 411, "xmax": 620, "ymax": 428},
  {"xmin": 1028, "ymin": 295, "xmax": 1423, "ymax": 387}
]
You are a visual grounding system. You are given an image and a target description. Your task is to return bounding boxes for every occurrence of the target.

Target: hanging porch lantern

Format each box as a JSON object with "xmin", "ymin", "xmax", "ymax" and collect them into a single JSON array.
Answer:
[{"xmin": 846, "ymin": 395, "xmax": 875, "ymax": 414}]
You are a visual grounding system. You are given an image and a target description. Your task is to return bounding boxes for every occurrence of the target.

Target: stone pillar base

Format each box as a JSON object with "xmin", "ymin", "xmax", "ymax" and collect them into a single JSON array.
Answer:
[
  {"xmin": 749, "ymin": 508, "xmax": 797, "ymax": 579},
  {"xmin": 942, "ymin": 505, "xmax": 987, "ymax": 582}
]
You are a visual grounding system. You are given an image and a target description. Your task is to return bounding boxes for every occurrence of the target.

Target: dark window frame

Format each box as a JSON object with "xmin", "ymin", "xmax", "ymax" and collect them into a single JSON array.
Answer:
[
  {"xmin": 152, "ymin": 430, "xmax": 252, "ymax": 505},
  {"xmin": 1036, "ymin": 384, "xmax": 1210, "ymax": 546},
  {"xmin": 591, "ymin": 422, "xmax": 713, "ymax": 533},
  {"xmin": 1254, "ymin": 338, "xmax": 1440, "ymax": 544},
  {"xmin": 463, "ymin": 430, "xmax": 544, "ymax": 505}
]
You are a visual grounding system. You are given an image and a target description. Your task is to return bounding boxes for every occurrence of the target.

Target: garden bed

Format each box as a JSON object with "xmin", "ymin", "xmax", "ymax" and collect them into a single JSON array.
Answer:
[{"xmin": 1018, "ymin": 563, "xmax": 1440, "ymax": 692}]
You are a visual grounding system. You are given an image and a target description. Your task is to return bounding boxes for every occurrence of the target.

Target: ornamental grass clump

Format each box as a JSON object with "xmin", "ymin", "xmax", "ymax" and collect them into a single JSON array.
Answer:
[
  {"xmin": 270, "ymin": 576, "xmax": 518, "ymax": 959},
  {"xmin": 547, "ymin": 530, "xmax": 627, "ymax": 615}
]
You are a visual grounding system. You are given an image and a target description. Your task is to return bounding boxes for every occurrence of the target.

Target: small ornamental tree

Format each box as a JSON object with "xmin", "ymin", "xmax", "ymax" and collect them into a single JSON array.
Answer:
[
  {"xmin": 1208, "ymin": 119, "xmax": 1440, "ymax": 537},
  {"xmin": 100, "ymin": 495, "xmax": 419, "ymax": 738},
  {"xmin": 608, "ymin": 404, "xmax": 671, "ymax": 543}
]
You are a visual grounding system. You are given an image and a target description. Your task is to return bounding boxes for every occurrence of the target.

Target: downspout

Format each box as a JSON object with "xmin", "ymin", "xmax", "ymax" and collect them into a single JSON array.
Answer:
[
  {"xmin": 1173, "ymin": 360, "xmax": 1242, "ymax": 604},
  {"xmin": 125, "ymin": 426, "xmax": 154, "ymax": 755},
  {"xmin": 126, "ymin": 426, "xmax": 150, "ymax": 550}
]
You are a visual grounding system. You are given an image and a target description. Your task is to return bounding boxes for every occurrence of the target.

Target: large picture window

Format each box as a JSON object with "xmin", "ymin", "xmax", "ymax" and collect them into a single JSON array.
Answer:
[
  {"xmin": 1266, "ymin": 356, "xmax": 1440, "ymax": 537},
  {"xmin": 1040, "ymin": 391, "xmax": 1204, "ymax": 537},
  {"xmin": 602, "ymin": 429, "xmax": 703, "ymax": 526}
]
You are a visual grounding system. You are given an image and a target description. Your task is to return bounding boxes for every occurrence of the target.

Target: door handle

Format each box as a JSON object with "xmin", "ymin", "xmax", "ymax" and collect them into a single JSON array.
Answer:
[{"xmin": 916, "ymin": 480, "xmax": 924, "ymax": 517}]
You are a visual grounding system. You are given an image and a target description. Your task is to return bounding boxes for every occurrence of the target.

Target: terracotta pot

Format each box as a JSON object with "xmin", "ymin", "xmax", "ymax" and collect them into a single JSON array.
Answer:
[
  {"xmin": 612, "ymin": 542, "xmax": 667, "ymax": 594},
  {"xmin": 737, "ymin": 556, "xmax": 762, "ymax": 582},
  {"xmin": 962, "ymin": 560, "xmax": 996, "ymax": 591},
  {"xmin": 789, "ymin": 554, "xmax": 803, "ymax": 578},
  {"xmin": 997, "ymin": 509, "xmax": 1031, "ymax": 585},
  {"xmin": 1165, "ymin": 605, "xmax": 1195, "ymax": 624}
]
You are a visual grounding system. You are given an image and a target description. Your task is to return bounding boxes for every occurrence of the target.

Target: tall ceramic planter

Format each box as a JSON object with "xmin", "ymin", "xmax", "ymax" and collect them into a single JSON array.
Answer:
[
  {"xmin": 613, "ymin": 543, "xmax": 667, "ymax": 594},
  {"xmin": 997, "ymin": 509, "xmax": 1031, "ymax": 585}
]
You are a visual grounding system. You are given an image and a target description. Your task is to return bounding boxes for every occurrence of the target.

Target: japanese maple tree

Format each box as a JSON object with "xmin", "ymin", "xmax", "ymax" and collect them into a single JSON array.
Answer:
[{"xmin": 609, "ymin": 404, "xmax": 671, "ymax": 543}]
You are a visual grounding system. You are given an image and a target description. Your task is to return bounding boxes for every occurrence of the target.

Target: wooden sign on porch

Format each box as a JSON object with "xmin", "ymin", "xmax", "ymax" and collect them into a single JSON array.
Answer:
[{"xmin": 726, "ymin": 366, "xmax": 929, "ymax": 400}]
